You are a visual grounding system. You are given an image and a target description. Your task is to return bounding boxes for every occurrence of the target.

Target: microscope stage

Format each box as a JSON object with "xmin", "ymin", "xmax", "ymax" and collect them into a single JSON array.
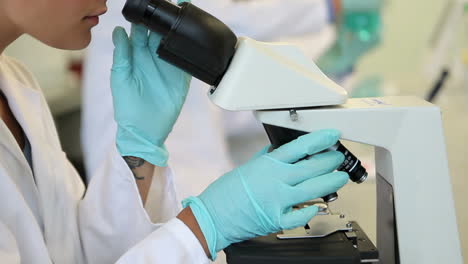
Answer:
[{"xmin": 224, "ymin": 221, "xmax": 378, "ymax": 264}]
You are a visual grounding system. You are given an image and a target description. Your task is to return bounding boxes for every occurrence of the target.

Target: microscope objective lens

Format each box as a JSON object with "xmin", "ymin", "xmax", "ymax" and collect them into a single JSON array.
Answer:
[
  {"xmin": 262, "ymin": 124, "xmax": 368, "ymax": 203},
  {"xmin": 329, "ymin": 142, "xmax": 368, "ymax": 184}
]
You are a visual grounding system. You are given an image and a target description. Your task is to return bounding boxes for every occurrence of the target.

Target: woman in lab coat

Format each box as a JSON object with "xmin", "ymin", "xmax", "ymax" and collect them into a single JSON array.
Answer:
[
  {"xmin": 82, "ymin": 0, "xmax": 340, "ymax": 206},
  {"xmin": 0, "ymin": 0, "xmax": 349, "ymax": 263}
]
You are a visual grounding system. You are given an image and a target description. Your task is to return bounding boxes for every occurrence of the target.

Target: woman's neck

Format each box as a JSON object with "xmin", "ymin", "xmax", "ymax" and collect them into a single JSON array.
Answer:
[
  {"xmin": 0, "ymin": 91, "xmax": 25, "ymax": 150},
  {"xmin": 0, "ymin": 10, "xmax": 25, "ymax": 149},
  {"xmin": 0, "ymin": 10, "xmax": 23, "ymax": 54}
]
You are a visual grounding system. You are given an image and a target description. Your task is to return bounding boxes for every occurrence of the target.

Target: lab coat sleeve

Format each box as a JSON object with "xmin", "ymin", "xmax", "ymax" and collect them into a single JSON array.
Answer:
[
  {"xmin": 116, "ymin": 218, "xmax": 210, "ymax": 264},
  {"xmin": 0, "ymin": 221, "xmax": 21, "ymax": 264},
  {"xmin": 144, "ymin": 166, "xmax": 180, "ymax": 223},
  {"xmin": 192, "ymin": 0, "xmax": 330, "ymax": 41},
  {"xmin": 79, "ymin": 145, "xmax": 205, "ymax": 263}
]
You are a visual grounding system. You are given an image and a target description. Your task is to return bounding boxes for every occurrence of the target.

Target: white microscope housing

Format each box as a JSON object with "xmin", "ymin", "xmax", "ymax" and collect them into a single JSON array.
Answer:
[{"xmin": 209, "ymin": 37, "xmax": 463, "ymax": 264}]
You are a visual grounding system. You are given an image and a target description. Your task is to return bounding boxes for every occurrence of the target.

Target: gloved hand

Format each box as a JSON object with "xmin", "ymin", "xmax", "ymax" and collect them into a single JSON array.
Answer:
[
  {"xmin": 110, "ymin": 0, "xmax": 191, "ymax": 167},
  {"xmin": 182, "ymin": 130, "xmax": 349, "ymax": 259},
  {"xmin": 318, "ymin": 0, "xmax": 382, "ymax": 79}
]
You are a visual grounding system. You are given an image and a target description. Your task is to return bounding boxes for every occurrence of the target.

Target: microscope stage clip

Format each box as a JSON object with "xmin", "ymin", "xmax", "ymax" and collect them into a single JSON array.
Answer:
[{"xmin": 277, "ymin": 214, "xmax": 353, "ymax": 239}]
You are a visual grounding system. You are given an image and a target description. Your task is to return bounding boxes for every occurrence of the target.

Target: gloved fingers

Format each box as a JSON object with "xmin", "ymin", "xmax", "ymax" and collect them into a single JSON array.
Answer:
[
  {"xmin": 281, "ymin": 151, "xmax": 344, "ymax": 186},
  {"xmin": 280, "ymin": 206, "xmax": 319, "ymax": 230},
  {"xmin": 285, "ymin": 171, "xmax": 349, "ymax": 207},
  {"xmin": 250, "ymin": 145, "xmax": 272, "ymax": 160},
  {"xmin": 130, "ymin": 23, "xmax": 149, "ymax": 48},
  {"xmin": 148, "ymin": 31, "xmax": 163, "ymax": 51},
  {"xmin": 112, "ymin": 27, "xmax": 132, "ymax": 73},
  {"xmin": 282, "ymin": 206, "xmax": 293, "ymax": 214},
  {"xmin": 267, "ymin": 129, "xmax": 340, "ymax": 164},
  {"xmin": 177, "ymin": 0, "xmax": 191, "ymax": 3}
]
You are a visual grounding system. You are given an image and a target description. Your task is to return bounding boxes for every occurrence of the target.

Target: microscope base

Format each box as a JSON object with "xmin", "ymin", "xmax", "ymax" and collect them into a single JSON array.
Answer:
[{"xmin": 224, "ymin": 222, "xmax": 378, "ymax": 264}]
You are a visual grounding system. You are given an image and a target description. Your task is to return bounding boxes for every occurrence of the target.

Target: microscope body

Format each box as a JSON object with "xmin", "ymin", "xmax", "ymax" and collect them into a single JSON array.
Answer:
[
  {"xmin": 208, "ymin": 37, "xmax": 346, "ymax": 111},
  {"xmin": 208, "ymin": 36, "xmax": 462, "ymax": 263}
]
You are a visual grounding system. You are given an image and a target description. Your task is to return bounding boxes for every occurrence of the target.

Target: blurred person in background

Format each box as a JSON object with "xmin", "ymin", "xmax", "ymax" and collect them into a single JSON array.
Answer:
[{"xmin": 82, "ymin": 0, "xmax": 382, "ymax": 209}]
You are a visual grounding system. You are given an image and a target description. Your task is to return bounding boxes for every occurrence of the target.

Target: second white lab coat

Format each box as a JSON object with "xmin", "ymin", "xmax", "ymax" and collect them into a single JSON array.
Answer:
[
  {"xmin": 192, "ymin": 0, "xmax": 329, "ymax": 41},
  {"xmin": 0, "ymin": 54, "xmax": 209, "ymax": 263}
]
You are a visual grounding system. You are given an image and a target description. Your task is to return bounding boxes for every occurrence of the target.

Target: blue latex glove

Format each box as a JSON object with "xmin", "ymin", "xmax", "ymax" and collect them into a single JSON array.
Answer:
[
  {"xmin": 183, "ymin": 130, "xmax": 349, "ymax": 259},
  {"xmin": 111, "ymin": 0, "xmax": 191, "ymax": 166}
]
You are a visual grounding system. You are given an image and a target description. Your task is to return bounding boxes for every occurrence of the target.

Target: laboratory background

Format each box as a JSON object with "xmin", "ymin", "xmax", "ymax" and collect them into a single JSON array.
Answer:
[{"xmin": 5, "ymin": 0, "xmax": 468, "ymax": 262}]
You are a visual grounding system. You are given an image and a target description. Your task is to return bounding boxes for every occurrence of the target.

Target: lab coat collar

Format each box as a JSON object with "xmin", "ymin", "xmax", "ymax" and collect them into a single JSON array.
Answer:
[
  {"xmin": 0, "ymin": 57, "xmax": 84, "ymax": 263},
  {"xmin": 0, "ymin": 69, "xmax": 48, "ymax": 145},
  {"xmin": 0, "ymin": 56, "xmax": 67, "ymax": 192}
]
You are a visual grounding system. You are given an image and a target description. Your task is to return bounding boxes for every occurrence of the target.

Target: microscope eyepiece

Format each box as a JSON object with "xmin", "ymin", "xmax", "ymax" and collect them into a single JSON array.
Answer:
[
  {"xmin": 122, "ymin": 0, "xmax": 238, "ymax": 86},
  {"xmin": 123, "ymin": 0, "xmax": 180, "ymax": 35},
  {"xmin": 122, "ymin": 0, "xmax": 146, "ymax": 25}
]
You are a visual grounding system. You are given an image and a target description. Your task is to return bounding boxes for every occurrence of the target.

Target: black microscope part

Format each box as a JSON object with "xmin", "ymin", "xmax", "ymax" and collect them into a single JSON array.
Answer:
[
  {"xmin": 122, "ymin": 0, "xmax": 238, "ymax": 86},
  {"xmin": 322, "ymin": 193, "xmax": 339, "ymax": 203},
  {"xmin": 333, "ymin": 143, "xmax": 368, "ymax": 183},
  {"xmin": 263, "ymin": 124, "xmax": 368, "ymax": 203},
  {"xmin": 224, "ymin": 221, "xmax": 379, "ymax": 264}
]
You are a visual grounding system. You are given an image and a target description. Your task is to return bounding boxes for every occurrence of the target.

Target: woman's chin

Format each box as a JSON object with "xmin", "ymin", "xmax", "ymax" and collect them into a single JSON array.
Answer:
[{"xmin": 45, "ymin": 33, "xmax": 92, "ymax": 51}]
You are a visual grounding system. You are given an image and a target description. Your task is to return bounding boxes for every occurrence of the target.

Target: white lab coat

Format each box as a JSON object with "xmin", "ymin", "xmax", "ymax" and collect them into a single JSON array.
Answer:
[
  {"xmin": 0, "ymin": 54, "xmax": 209, "ymax": 263},
  {"xmin": 82, "ymin": 0, "xmax": 334, "ymax": 200}
]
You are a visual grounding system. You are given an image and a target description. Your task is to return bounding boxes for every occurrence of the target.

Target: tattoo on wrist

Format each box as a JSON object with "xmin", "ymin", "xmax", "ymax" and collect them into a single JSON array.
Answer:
[
  {"xmin": 123, "ymin": 156, "xmax": 145, "ymax": 169},
  {"xmin": 123, "ymin": 156, "xmax": 146, "ymax": 180}
]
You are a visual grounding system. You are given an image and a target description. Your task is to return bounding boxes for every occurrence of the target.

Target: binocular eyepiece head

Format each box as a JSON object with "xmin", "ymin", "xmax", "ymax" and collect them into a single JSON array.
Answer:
[{"xmin": 122, "ymin": 0, "xmax": 238, "ymax": 86}]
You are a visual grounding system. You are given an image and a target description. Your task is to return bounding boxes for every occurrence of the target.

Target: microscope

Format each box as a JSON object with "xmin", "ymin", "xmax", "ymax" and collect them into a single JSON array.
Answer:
[{"xmin": 122, "ymin": 1, "xmax": 463, "ymax": 263}]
